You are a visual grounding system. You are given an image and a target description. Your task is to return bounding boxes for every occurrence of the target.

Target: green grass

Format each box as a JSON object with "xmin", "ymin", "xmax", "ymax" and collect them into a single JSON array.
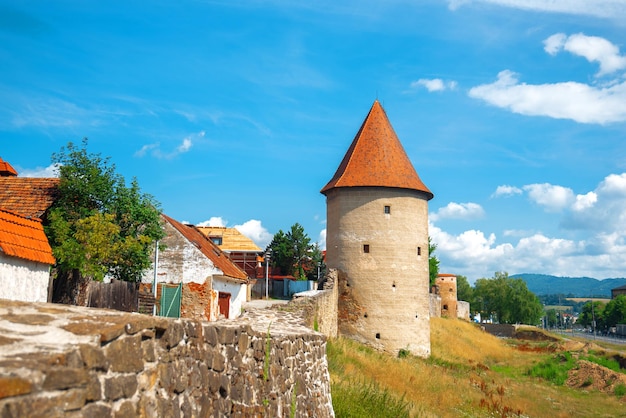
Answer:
[
  {"xmin": 527, "ymin": 352, "xmax": 576, "ymax": 385},
  {"xmin": 584, "ymin": 352, "xmax": 623, "ymax": 372},
  {"xmin": 331, "ymin": 380, "xmax": 413, "ymax": 418}
]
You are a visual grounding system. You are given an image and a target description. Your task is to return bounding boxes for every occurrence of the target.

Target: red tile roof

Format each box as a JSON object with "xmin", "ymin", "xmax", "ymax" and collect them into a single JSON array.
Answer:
[
  {"xmin": 321, "ymin": 100, "xmax": 433, "ymax": 199},
  {"xmin": 0, "ymin": 158, "xmax": 17, "ymax": 177},
  {"xmin": 162, "ymin": 214, "xmax": 248, "ymax": 283},
  {"xmin": 0, "ymin": 209, "xmax": 55, "ymax": 265},
  {"xmin": 0, "ymin": 177, "xmax": 60, "ymax": 219}
]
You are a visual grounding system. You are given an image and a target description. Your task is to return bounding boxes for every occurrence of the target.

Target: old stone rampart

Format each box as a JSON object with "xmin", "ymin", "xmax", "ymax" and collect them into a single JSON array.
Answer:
[{"xmin": 0, "ymin": 299, "xmax": 334, "ymax": 417}]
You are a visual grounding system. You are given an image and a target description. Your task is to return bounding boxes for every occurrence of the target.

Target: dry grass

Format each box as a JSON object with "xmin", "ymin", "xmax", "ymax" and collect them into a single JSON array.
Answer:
[{"xmin": 328, "ymin": 317, "xmax": 626, "ymax": 417}]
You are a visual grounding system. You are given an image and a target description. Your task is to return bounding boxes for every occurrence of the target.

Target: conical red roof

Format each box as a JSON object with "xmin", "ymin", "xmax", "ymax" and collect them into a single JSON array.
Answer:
[{"xmin": 321, "ymin": 101, "xmax": 433, "ymax": 199}]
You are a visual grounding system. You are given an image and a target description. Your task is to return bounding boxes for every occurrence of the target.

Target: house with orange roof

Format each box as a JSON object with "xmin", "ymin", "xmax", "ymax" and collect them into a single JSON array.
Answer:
[
  {"xmin": 0, "ymin": 209, "xmax": 56, "ymax": 303},
  {"xmin": 0, "ymin": 158, "xmax": 59, "ymax": 220},
  {"xmin": 141, "ymin": 214, "xmax": 249, "ymax": 321},
  {"xmin": 196, "ymin": 226, "xmax": 263, "ymax": 280}
]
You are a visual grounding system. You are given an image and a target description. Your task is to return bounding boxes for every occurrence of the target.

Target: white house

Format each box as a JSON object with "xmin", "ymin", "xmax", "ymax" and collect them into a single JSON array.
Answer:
[
  {"xmin": 0, "ymin": 209, "xmax": 55, "ymax": 303},
  {"xmin": 142, "ymin": 214, "xmax": 249, "ymax": 321}
]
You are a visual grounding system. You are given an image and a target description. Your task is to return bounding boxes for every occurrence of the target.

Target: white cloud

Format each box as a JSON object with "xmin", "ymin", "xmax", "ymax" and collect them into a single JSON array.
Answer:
[
  {"xmin": 135, "ymin": 131, "xmax": 202, "ymax": 159},
  {"xmin": 20, "ymin": 163, "xmax": 60, "ymax": 178},
  {"xmin": 523, "ymin": 183, "xmax": 575, "ymax": 212},
  {"xmin": 430, "ymin": 172, "xmax": 626, "ymax": 281},
  {"xmin": 469, "ymin": 70, "xmax": 626, "ymax": 124},
  {"xmin": 543, "ymin": 33, "xmax": 567, "ymax": 55},
  {"xmin": 562, "ymin": 172, "xmax": 626, "ymax": 232},
  {"xmin": 544, "ymin": 33, "xmax": 626, "ymax": 76},
  {"xmin": 234, "ymin": 219, "xmax": 273, "ymax": 249},
  {"xmin": 318, "ymin": 228, "xmax": 327, "ymax": 251},
  {"xmin": 447, "ymin": 0, "xmax": 626, "ymax": 20},
  {"xmin": 492, "ymin": 185, "xmax": 522, "ymax": 198},
  {"xmin": 196, "ymin": 217, "xmax": 228, "ymax": 227},
  {"xmin": 572, "ymin": 191, "xmax": 598, "ymax": 211},
  {"xmin": 430, "ymin": 202, "xmax": 484, "ymax": 222},
  {"xmin": 410, "ymin": 78, "xmax": 457, "ymax": 92}
]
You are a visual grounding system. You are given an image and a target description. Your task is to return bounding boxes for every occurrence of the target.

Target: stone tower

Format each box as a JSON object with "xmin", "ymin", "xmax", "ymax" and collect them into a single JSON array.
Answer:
[
  {"xmin": 321, "ymin": 100, "xmax": 434, "ymax": 357},
  {"xmin": 437, "ymin": 274, "xmax": 458, "ymax": 318}
]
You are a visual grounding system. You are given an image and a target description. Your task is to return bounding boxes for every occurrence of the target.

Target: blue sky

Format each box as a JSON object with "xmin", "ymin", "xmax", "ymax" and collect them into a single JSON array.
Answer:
[{"xmin": 3, "ymin": 0, "xmax": 626, "ymax": 283}]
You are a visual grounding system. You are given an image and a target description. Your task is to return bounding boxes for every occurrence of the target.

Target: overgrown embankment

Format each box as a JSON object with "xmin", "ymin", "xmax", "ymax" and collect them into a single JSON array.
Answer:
[{"xmin": 328, "ymin": 318, "xmax": 626, "ymax": 417}]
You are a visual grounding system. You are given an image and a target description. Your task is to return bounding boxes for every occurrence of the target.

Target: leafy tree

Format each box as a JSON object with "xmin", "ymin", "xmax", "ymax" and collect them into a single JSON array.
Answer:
[
  {"xmin": 545, "ymin": 309, "xmax": 558, "ymax": 328},
  {"xmin": 266, "ymin": 223, "xmax": 323, "ymax": 280},
  {"xmin": 578, "ymin": 300, "xmax": 607, "ymax": 331},
  {"xmin": 473, "ymin": 272, "xmax": 543, "ymax": 325},
  {"xmin": 603, "ymin": 295, "xmax": 626, "ymax": 328},
  {"xmin": 47, "ymin": 139, "xmax": 165, "ymax": 304},
  {"xmin": 456, "ymin": 275, "xmax": 473, "ymax": 310},
  {"xmin": 428, "ymin": 237, "xmax": 439, "ymax": 287}
]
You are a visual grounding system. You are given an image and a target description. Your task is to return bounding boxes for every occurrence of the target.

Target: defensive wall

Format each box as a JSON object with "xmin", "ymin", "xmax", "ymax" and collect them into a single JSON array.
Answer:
[{"xmin": 0, "ymin": 299, "xmax": 334, "ymax": 417}]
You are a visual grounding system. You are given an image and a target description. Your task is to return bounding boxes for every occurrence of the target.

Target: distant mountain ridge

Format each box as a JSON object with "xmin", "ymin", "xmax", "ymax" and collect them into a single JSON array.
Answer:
[{"xmin": 510, "ymin": 273, "xmax": 626, "ymax": 298}]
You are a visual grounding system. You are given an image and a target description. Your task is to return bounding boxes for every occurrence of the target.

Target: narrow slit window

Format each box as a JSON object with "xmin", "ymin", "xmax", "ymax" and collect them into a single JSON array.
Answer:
[
  {"xmin": 417, "ymin": 247, "xmax": 421, "ymax": 256},
  {"xmin": 384, "ymin": 205, "xmax": 391, "ymax": 214},
  {"xmin": 363, "ymin": 244, "xmax": 370, "ymax": 253}
]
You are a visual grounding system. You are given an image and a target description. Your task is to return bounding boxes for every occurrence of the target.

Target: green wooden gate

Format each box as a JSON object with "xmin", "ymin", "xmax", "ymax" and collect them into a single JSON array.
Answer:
[{"xmin": 159, "ymin": 283, "xmax": 182, "ymax": 318}]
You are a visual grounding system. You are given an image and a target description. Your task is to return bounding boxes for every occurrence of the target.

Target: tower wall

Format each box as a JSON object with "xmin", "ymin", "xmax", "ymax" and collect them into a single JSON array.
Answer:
[
  {"xmin": 326, "ymin": 186, "xmax": 430, "ymax": 357},
  {"xmin": 436, "ymin": 274, "xmax": 458, "ymax": 318}
]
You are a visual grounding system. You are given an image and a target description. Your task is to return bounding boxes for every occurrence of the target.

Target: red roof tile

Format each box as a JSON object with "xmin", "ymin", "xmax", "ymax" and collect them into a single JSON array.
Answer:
[
  {"xmin": 162, "ymin": 214, "xmax": 248, "ymax": 283},
  {"xmin": 321, "ymin": 100, "xmax": 433, "ymax": 199},
  {"xmin": 0, "ymin": 209, "xmax": 55, "ymax": 265},
  {"xmin": 0, "ymin": 177, "xmax": 60, "ymax": 218},
  {"xmin": 0, "ymin": 158, "xmax": 17, "ymax": 177}
]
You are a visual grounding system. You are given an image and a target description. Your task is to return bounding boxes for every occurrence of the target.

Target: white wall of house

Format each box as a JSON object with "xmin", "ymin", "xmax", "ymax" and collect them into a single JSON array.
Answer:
[
  {"xmin": 141, "ymin": 222, "xmax": 222, "ymax": 285},
  {"xmin": 212, "ymin": 277, "xmax": 247, "ymax": 319},
  {"xmin": 0, "ymin": 253, "xmax": 50, "ymax": 303}
]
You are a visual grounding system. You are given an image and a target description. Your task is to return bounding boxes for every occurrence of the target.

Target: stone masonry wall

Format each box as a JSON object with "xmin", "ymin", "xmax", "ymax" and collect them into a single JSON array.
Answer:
[{"xmin": 0, "ymin": 299, "xmax": 334, "ymax": 417}]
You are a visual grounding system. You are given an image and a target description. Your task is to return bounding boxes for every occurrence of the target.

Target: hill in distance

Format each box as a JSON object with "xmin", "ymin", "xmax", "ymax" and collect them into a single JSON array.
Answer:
[{"xmin": 510, "ymin": 273, "xmax": 626, "ymax": 298}]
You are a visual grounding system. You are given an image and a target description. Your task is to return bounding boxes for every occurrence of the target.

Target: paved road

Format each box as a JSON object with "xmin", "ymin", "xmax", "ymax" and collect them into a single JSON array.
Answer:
[
  {"xmin": 552, "ymin": 329, "xmax": 626, "ymax": 345},
  {"xmin": 243, "ymin": 299, "xmax": 290, "ymax": 310}
]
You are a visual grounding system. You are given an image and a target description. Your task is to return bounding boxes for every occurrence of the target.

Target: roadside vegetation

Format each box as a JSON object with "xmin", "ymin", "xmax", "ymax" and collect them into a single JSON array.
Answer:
[{"xmin": 328, "ymin": 318, "xmax": 626, "ymax": 417}]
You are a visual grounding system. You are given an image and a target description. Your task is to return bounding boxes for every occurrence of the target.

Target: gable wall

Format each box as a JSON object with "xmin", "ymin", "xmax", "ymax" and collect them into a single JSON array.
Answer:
[
  {"xmin": 0, "ymin": 253, "xmax": 50, "ymax": 303},
  {"xmin": 141, "ymin": 221, "xmax": 222, "ymax": 285}
]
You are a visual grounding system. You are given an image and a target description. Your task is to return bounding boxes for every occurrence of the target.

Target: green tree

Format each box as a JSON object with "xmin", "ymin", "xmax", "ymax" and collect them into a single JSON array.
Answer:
[
  {"xmin": 266, "ymin": 223, "xmax": 323, "ymax": 280},
  {"xmin": 473, "ymin": 272, "xmax": 542, "ymax": 325},
  {"xmin": 47, "ymin": 139, "xmax": 165, "ymax": 304},
  {"xmin": 456, "ymin": 275, "xmax": 473, "ymax": 310},
  {"xmin": 578, "ymin": 300, "xmax": 607, "ymax": 332},
  {"xmin": 428, "ymin": 237, "xmax": 439, "ymax": 287},
  {"xmin": 545, "ymin": 309, "xmax": 558, "ymax": 328},
  {"xmin": 602, "ymin": 295, "xmax": 626, "ymax": 328}
]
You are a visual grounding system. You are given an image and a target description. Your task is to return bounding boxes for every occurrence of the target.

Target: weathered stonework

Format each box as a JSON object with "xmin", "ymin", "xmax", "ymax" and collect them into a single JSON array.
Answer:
[
  {"xmin": 0, "ymin": 299, "xmax": 334, "ymax": 417},
  {"xmin": 325, "ymin": 187, "xmax": 431, "ymax": 357}
]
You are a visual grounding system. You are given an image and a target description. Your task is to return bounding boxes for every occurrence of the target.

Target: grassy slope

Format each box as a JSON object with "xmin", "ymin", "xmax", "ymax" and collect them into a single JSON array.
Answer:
[{"xmin": 328, "ymin": 318, "xmax": 626, "ymax": 417}]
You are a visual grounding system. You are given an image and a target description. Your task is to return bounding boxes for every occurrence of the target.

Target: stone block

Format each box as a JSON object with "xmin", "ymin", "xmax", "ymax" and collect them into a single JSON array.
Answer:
[
  {"xmin": 211, "ymin": 351, "xmax": 226, "ymax": 373},
  {"xmin": 79, "ymin": 344, "xmax": 108, "ymax": 370},
  {"xmin": 85, "ymin": 371, "xmax": 102, "ymax": 401},
  {"xmin": 142, "ymin": 339, "xmax": 156, "ymax": 363},
  {"xmin": 162, "ymin": 321, "xmax": 184, "ymax": 348},
  {"xmin": 217, "ymin": 326, "xmax": 237, "ymax": 344},
  {"xmin": 203, "ymin": 325, "xmax": 218, "ymax": 346},
  {"xmin": 105, "ymin": 335, "xmax": 144, "ymax": 373},
  {"xmin": 81, "ymin": 402, "xmax": 112, "ymax": 418},
  {"xmin": 104, "ymin": 374, "xmax": 138, "ymax": 401},
  {"xmin": 43, "ymin": 367, "xmax": 88, "ymax": 391},
  {"xmin": 0, "ymin": 376, "xmax": 32, "ymax": 399},
  {"xmin": 114, "ymin": 400, "xmax": 137, "ymax": 418}
]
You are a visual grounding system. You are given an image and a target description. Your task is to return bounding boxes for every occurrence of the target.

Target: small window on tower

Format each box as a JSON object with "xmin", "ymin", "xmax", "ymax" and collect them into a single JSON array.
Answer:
[
  {"xmin": 384, "ymin": 205, "xmax": 391, "ymax": 214},
  {"xmin": 363, "ymin": 244, "xmax": 370, "ymax": 253},
  {"xmin": 417, "ymin": 247, "xmax": 421, "ymax": 256}
]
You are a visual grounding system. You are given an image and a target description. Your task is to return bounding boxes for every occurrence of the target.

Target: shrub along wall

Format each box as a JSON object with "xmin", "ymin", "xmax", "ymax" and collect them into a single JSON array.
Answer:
[{"xmin": 0, "ymin": 299, "xmax": 334, "ymax": 417}]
